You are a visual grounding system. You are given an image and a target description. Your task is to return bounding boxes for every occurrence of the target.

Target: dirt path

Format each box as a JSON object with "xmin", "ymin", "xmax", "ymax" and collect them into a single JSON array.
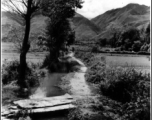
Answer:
[
  {"xmin": 30, "ymin": 54, "xmax": 93, "ymax": 100},
  {"xmin": 62, "ymin": 66, "xmax": 92, "ymax": 100},
  {"xmin": 60, "ymin": 56, "xmax": 100, "ymax": 117}
]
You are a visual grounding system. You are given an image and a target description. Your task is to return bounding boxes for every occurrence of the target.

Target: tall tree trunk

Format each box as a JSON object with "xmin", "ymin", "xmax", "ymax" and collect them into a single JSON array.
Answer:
[
  {"xmin": 17, "ymin": 0, "xmax": 32, "ymax": 89},
  {"xmin": 17, "ymin": 17, "xmax": 31, "ymax": 89}
]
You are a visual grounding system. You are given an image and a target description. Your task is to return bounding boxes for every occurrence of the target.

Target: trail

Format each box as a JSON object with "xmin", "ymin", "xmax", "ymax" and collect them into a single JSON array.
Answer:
[
  {"xmin": 61, "ymin": 58, "xmax": 92, "ymax": 99},
  {"xmin": 31, "ymin": 52, "xmax": 92, "ymax": 100},
  {"xmin": 30, "ymin": 52, "xmax": 95, "ymax": 117},
  {"xmin": 60, "ymin": 54, "xmax": 97, "ymax": 116}
]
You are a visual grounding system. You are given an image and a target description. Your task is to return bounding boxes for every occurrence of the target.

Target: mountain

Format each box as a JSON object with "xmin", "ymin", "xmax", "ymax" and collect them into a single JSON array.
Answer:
[
  {"xmin": 2, "ymin": 3, "xmax": 150, "ymax": 42},
  {"xmin": 72, "ymin": 13, "xmax": 100, "ymax": 40},
  {"xmin": 2, "ymin": 11, "xmax": 47, "ymax": 38},
  {"xmin": 91, "ymin": 3, "xmax": 150, "ymax": 40},
  {"xmin": 1, "ymin": 11, "xmax": 100, "ymax": 41},
  {"xmin": 2, "ymin": 12, "xmax": 21, "ymax": 37}
]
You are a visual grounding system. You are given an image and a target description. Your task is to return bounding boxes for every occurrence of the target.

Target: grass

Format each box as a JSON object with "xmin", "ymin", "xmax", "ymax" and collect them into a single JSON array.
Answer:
[
  {"xmin": 100, "ymin": 67, "xmax": 150, "ymax": 103},
  {"xmin": 2, "ymin": 60, "xmax": 46, "ymax": 105},
  {"xmin": 2, "ymin": 83, "xmax": 21, "ymax": 105},
  {"xmin": 74, "ymin": 51, "xmax": 150, "ymax": 120}
]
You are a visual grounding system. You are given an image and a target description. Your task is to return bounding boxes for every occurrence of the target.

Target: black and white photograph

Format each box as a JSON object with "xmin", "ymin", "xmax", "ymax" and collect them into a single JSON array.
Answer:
[{"xmin": 1, "ymin": 0, "xmax": 151, "ymax": 120}]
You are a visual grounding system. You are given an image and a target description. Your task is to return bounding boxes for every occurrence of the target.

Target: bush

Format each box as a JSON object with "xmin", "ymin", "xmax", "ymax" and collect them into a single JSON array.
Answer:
[
  {"xmin": 68, "ymin": 107, "xmax": 88, "ymax": 120},
  {"xmin": 121, "ymin": 98, "xmax": 150, "ymax": 120},
  {"xmin": 84, "ymin": 52, "xmax": 150, "ymax": 120},
  {"xmin": 132, "ymin": 41, "xmax": 142, "ymax": 52},
  {"xmin": 91, "ymin": 46, "xmax": 99, "ymax": 53},
  {"xmin": 2, "ymin": 60, "xmax": 19, "ymax": 85},
  {"xmin": 86, "ymin": 61, "xmax": 106, "ymax": 84},
  {"xmin": 140, "ymin": 44, "xmax": 149, "ymax": 52},
  {"xmin": 74, "ymin": 51, "xmax": 94, "ymax": 65},
  {"xmin": 2, "ymin": 60, "xmax": 39, "ymax": 87},
  {"xmin": 100, "ymin": 68, "xmax": 150, "ymax": 103},
  {"xmin": 86, "ymin": 64, "xmax": 150, "ymax": 120},
  {"xmin": 114, "ymin": 47, "xmax": 121, "ymax": 51},
  {"xmin": 98, "ymin": 38, "xmax": 107, "ymax": 47},
  {"xmin": 104, "ymin": 49, "xmax": 110, "ymax": 52}
]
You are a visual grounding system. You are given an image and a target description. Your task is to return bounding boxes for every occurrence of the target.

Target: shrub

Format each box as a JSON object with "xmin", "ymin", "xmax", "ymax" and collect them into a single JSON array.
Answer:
[
  {"xmin": 74, "ymin": 51, "xmax": 94, "ymax": 65},
  {"xmin": 140, "ymin": 44, "xmax": 149, "ymax": 52},
  {"xmin": 98, "ymin": 38, "xmax": 107, "ymax": 47},
  {"xmin": 86, "ymin": 65, "xmax": 150, "ymax": 120},
  {"xmin": 114, "ymin": 47, "xmax": 121, "ymax": 51},
  {"xmin": 104, "ymin": 49, "xmax": 110, "ymax": 52},
  {"xmin": 91, "ymin": 46, "xmax": 99, "ymax": 53},
  {"xmin": 2, "ymin": 60, "xmax": 19, "ymax": 85},
  {"xmin": 132, "ymin": 41, "xmax": 142, "ymax": 52},
  {"xmin": 128, "ymin": 48, "xmax": 132, "ymax": 51},
  {"xmin": 86, "ymin": 61, "xmax": 105, "ymax": 84},
  {"xmin": 99, "ymin": 68, "xmax": 150, "ymax": 103},
  {"xmin": 138, "ymin": 51, "xmax": 150, "ymax": 55},
  {"xmin": 68, "ymin": 108, "xmax": 88, "ymax": 120},
  {"xmin": 2, "ymin": 60, "xmax": 39, "ymax": 87},
  {"xmin": 121, "ymin": 97, "xmax": 150, "ymax": 120},
  {"xmin": 84, "ymin": 53, "xmax": 150, "ymax": 120}
]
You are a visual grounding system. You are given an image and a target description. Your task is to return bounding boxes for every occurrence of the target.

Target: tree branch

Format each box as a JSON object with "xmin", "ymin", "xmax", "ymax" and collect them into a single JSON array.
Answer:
[
  {"xmin": 9, "ymin": 0, "xmax": 24, "ymax": 14},
  {"xmin": 21, "ymin": 0, "xmax": 28, "ymax": 8}
]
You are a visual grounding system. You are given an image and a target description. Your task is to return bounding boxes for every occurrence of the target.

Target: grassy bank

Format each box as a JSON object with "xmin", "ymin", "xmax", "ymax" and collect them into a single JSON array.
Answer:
[
  {"xmin": 2, "ymin": 60, "xmax": 46, "ymax": 105},
  {"xmin": 71, "ymin": 51, "xmax": 150, "ymax": 120}
]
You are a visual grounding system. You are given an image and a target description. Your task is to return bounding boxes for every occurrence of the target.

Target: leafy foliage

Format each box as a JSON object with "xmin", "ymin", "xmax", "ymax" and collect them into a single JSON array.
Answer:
[
  {"xmin": 96, "ymin": 23, "xmax": 150, "ymax": 53},
  {"xmin": 98, "ymin": 38, "xmax": 107, "ymax": 47},
  {"xmin": 74, "ymin": 51, "xmax": 95, "ymax": 66},
  {"xmin": 2, "ymin": 60, "xmax": 40, "ymax": 87},
  {"xmin": 41, "ymin": 0, "xmax": 83, "ymax": 62},
  {"xmin": 86, "ymin": 61, "xmax": 105, "ymax": 84},
  {"xmin": 99, "ymin": 68, "xmax": 150, "ymax": 103},
  {"xmin": 85, "ymin": 54, "xmax": 150, "ymax": 120},
  {"xmin": 91, "ymin": 46, "xmax": 99, "ymax": 53},
  {"xmin": 132, "ymin": 41, "xmax": 142, "ymax": 52},
  {"xmin": 68, "ymin": 107, "xmax": 88, "ymax": 120},
  {"xmin": 2, "ymin": 0, "xmax": 42, "ymax": 88}
]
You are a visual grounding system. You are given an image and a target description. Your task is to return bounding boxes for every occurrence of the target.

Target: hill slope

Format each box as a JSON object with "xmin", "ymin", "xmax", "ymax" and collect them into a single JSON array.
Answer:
[
  {"xmin": 91, "ymin": 3, "xmax": 150, "ymax": 39},
  {"xmin": 2, "ymin": 12, "xmax": 100, "ymax": 41},
  {"xmin": 72, "ymin": 13, "xmax": 101, "ymax": 40}
]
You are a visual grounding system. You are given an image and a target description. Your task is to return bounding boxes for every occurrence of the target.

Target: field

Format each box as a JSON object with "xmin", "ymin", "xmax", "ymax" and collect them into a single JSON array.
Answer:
[
  {"xmin": 2, "ymin": 42, "xmax": 150, "ymax": 72},
  {"xmin": 106, "ymin": 55, "xmax": 150, "ymax": 73},
  {"xmin": 2, "ymin": 42, "xmax": 46, "ymax": 64}
]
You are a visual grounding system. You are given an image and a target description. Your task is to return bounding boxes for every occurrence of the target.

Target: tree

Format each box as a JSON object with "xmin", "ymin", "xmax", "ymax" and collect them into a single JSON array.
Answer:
[
  {"xmin": 2, "ymin": 0, "xmax": 41, "ymax": 90},
  {"xmin": 98, "ymin": 38, "xmax": 107, "ymax": 47},
  {"xmin": 5, "ymin": 26, "xmax": 37, "ymax": 52},
  {"xmin": 6, "ymin": 26, "xmax": 24, "ymax": 52},
  {"xmin": 41, "ymin": 0, "xmax": 83, "ymax": 70},
  {"xmin": 132, "ymin": 41, "xmax": 142, "ymax": 52},
  {"xmin": 108, "ymin": 22, "xmax": 124, "ymax": 47},
  {"xmin": 121, "ymin": 27, "xmax": 140, "ymax": 45},
  {"xmin": 145, "ymin": 23, "xmax": 150, "ymax": 44}
]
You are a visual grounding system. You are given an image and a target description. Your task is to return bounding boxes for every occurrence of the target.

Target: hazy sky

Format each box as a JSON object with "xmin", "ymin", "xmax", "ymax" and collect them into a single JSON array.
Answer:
[
  {"xmin": 76, "ymin": 0, "xmax": 151, "ymax": 19},
  {"xmin": 1, "ymin": 0, "xmax": 151, "ymax": 19}
]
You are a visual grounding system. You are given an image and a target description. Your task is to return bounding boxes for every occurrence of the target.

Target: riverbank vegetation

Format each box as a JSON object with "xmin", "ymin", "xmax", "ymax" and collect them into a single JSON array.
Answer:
[
  {"xmin": 72, "ymin": 51, "xmax": 150, "ymax": 120},
  {"xmin": 2, "ymin": 60, "xmax": 46, "ymax": 105}
]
